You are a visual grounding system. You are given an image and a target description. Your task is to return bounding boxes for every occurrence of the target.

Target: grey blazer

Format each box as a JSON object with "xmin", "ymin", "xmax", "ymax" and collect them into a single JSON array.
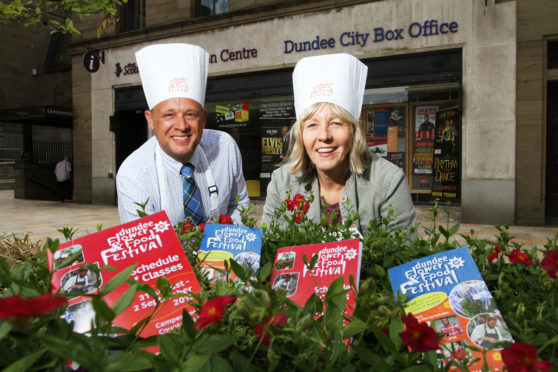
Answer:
[{"xmin": 262, "ymin": 153, "xmax": 417, "ymax": 237}]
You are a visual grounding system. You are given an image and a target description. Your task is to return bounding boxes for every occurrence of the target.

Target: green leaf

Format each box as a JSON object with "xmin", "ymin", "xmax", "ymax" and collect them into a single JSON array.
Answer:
[
  {"xmin": 258, "ymin": 262, "xmax": 272, "ymax": 281},
  {"xmin": 112, "ymin": 284, "xmax": 137, "ymax": 315},
  {"xmin": 448, "ymin": 223, "xmax": 460, "ymax": 236},
  {"xmin": 352, "ymin": 343, "xmax": 391, "ymax": 369},
  {"xmin": 203, "ymin": 356, "xmax": 233, "ymax": 372},
  {"xmin": 92, "ymin": 297, "xmax": 116, "ymax": 323},
  {"xmin": 196, "ymin": 334, "xmax": 237, "ymax": 354},
  {"xmin": 3, "ymin": 348, "xmax": 46, "ymax": 372},
  {"xmin": 156, "ymin": 276, "xmax": 172, "ymax": 297},
  {"xmin": 105, "ymin": 351, "xmax": 154, "ymax": 371},
  {"xmin": 0, "ymin": 320, "xmax": 13, "ymax": 341},
  {"xmin": 343, "ymin": 317, "xmax": 367, "ymax": 339},
  {"xmin": 181, "ymin": 353, "xmax": 211, "ymax": 372},
  {"xmin": 229, "ymin": 258, "xmax": 247, "ymax": 282},
  {"xmin": 99, "ymin": 264, "xmax": 138, "ymax": 297},
  {"xmin": 182, "ymin": 308, "xmax": 197, "ymax": 339},
  {"xmin": 159, "ymin": 334, "xmax": 180, "ymax": 365}
]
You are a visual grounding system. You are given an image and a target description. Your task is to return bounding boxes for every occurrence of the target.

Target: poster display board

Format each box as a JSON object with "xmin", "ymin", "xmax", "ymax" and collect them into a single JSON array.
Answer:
[
  {"xmin": 363, "ymin": 104, "xmax": 407, "ymax": 170},
  {"xmin": 411, "ymin": 104, "xmax": 438, "ymax": 192},
  {"xmin": 431, "ymin": 108, "xmax": 460, "ymax": 203}
]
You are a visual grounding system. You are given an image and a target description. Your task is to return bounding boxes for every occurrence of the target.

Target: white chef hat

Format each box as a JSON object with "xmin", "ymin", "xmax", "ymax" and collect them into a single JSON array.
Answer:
[
  {"xmin": 135, "ymin": 43, "xmax": 209, "ymax": 110},
  {"xmin": 292, "ymin": 53, "xmax": 368, "ymax": 121}
]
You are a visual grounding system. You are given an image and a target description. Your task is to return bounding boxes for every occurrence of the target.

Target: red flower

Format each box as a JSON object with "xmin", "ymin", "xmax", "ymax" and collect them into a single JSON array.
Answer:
[
  {"xmin": 0, "ymin": 294, "xmax": 67, "ymax": 320},
  {"xmin": 302, "ymin": 201, "xmax": 310, "ymax": 213},
  {"xmin": 293, "ymin": 193, "xmax": 305, "ymax": 206},
  {"xmin": 541, "ymin": 250, "xmax": 558, "ymax": 278},
  {"xmin": 501, "ymin": 342, "xmax": 552, "ymax": 372},
  {"xmin": 194, "ymin": 296, "xmax": 235, "ymax": 329},
  {"xmin": 285, "ymin": 198, "xmax": 295, "ymax": 211},
  {"xmin": 199, "ymin": 223, "xmax": 206, "ymax": 233},
  {"xmin": 218, "ymin": 215, "xmax": 233, "ymax": 225},
  {"xmin": 509, "ymin": 249, "xmax": 534, "ymax": 266},
  {"xmin": 294, "ymin": 211, "xmax": 303, "ymax": 223},
  {"xmin": 398, "ymin": 313, "xmax": 439, "ymax": 352},
  {"xmin": 488, "ymin": 245, "xmax": 501, "ymax": 263},
  {"xmin": 182, "ymin": 220, "xmax": 196, "ymax": 233},
  {"xmin": 254, "ymin": 313, "xmax": 288, "ymax": 345}
]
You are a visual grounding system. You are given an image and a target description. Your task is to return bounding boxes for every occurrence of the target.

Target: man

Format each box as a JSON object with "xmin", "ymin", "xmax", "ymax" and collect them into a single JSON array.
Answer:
[
  {"xmin": 116, "ymin": 43, "xmax": 249, "ymax": 226},
  {"xmin": 418, "ymin": 114, "xmax": 434, "ymax": 138},
  {"xmin": 470, "ymin": 315, "xmax": 509, "ymax": 348},
  {"xmin": 54, "ymin": 155, "xmax": 71, "ymax": 202},
  {"xmin": 440, "ymin": 316, "xmax": 463, "ymax": 337},
  {"xmin": 63, "ymin": 267, "xmax": 89, "ymax": 294}
]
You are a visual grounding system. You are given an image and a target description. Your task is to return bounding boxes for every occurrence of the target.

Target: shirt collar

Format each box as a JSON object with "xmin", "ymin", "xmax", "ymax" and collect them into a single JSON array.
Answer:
[{"xmin": 155, "ymin": 141, "xmax": 202, "ymax": 174}]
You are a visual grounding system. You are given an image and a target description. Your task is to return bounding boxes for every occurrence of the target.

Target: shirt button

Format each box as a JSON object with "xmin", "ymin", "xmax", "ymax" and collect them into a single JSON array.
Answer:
[{"xmin": 340, "ymin": 194, "xmax": 347, "ymax": 203}]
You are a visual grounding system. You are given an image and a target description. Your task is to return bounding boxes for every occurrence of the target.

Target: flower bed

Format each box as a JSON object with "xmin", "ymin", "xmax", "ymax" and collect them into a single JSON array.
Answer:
[{"xmin": 0, "ymin": 201, "xmax": 556, "ymax": 371}]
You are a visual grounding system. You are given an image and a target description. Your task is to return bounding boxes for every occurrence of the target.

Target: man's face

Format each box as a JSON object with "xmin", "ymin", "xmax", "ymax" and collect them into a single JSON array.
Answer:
[
  {"xmin": 281, "ymin": 126, "xmax": 289, "ymax": 137},
  {"xmin": 424, "ymin": 115, "xmax": 430, "ymax": 122},
  {"xmin": 146, "ymin": 97, "xmax": 206, "ymax": 163},
  {"xmin": 79, "ymin": 270, "xmax": 87, "ymax": 277},
  {"xmin": 488, "ymin": 319, "xmax": 497, "ymax": 328},
  {"xmin": 442, "ymin": 318, "xmax": 449, "ymax": 326}
]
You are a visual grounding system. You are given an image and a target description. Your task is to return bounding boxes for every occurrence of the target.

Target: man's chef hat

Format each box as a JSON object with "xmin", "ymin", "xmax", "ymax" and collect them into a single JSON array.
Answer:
[
  {"xmin": 135, "ymin": 43, "xmax": 209, "ymax": 110},
  {"xmin": 292, "ymin": 53, "xmax": 368, "ymax": 121}
]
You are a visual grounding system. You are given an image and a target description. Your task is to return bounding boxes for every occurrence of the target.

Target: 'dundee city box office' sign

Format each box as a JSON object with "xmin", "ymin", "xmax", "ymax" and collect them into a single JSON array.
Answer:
[{"xmin": 47, "ymin": 212, "xmax": 201, "ymax": 337}]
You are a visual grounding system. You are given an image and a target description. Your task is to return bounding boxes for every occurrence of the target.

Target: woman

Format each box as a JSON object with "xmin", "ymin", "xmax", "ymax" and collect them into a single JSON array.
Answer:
[{"xmin": 262, "ymin": 53, "xmax": 416, "ymax": 236}]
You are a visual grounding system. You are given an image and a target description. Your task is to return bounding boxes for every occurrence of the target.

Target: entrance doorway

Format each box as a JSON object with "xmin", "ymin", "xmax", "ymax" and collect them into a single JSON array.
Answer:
[
  {"xmin": 547, "ymin": 81, "xmax": 558, "ymax": 221},
  {"xmin": 114, "ymin": 110, "xmax": 148, "ymax": 175}
]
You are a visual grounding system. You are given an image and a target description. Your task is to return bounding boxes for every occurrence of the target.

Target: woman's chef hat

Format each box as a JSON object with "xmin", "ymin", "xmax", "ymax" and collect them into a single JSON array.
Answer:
[
  {"xmin": 135, "ymin": 43, "xmax": 209, "ymax": 110},
  {"xmin": 292, "ymin": 53, "xmax": 367, "ymax": 121}
]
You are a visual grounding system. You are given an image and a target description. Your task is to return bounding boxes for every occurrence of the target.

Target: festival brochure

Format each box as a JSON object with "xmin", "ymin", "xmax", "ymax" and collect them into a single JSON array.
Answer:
[
  {"xmin": 388, "ymin": 246, "xmax": 512, "ymax": 371},
  {"xmin": 269, "ymin": 238, "xmax": 362, "ymax": 324},
  {"xmin": 47, "ymin": 211, "xmax": 202, "ymax": 337},
  {"xmin": 198, "ymin": 224, "xmax": 263, "ymax": 283}
]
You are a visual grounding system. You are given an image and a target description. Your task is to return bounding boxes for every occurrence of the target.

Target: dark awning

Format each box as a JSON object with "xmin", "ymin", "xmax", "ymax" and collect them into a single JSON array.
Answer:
[{"xmin": 0, "ymin": 106, "xmax": 72, "ymax": 128}]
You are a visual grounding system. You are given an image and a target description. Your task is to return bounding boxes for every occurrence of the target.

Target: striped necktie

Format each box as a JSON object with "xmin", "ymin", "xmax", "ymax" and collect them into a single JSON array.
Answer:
[{"xmin": 180, "ymin": 163, "xmax": 203, "ymax": 224}]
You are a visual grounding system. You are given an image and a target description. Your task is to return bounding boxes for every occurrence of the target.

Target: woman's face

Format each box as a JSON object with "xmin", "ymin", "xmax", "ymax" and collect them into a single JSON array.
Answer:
[{"xmin": 302, "ymin": 104, "xmax": 352, "ymax": 176}]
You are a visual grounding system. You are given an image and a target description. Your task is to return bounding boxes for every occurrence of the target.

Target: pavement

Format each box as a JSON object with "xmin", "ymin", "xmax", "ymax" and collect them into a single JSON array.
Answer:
[{"xmin": 0, "ymin": 190, "xmax": 556, "ymax": 249}]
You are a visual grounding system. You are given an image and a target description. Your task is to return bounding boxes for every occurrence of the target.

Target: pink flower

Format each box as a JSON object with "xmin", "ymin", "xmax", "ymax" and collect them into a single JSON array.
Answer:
[
  {"xmin": 509, "ymin": 249, "xmax": 534, "ymax": 266},
  {"xmin": 488, "ymin": 245, "xmax": 501, "ymax": 263},
  {"xmin": 541, "ymin": 250, "xmax": 558, "ymax": 278},
  {"xmin": 254, "ymin": 313, "xmax": 288, "ymax": 345},
  {"xmin": 0, "ymin": 294, "xmax": 67, "ymax": 320},
  {"xmin": 398, "ymin": 313, "xmax": 439, "ymax": 352},
  {"xmin": 194, "ymin": 296, "xmax": 235, "ymax": 329},
  {"xmin": 501, "ymin": 342, "xmax": 552, "ymax": 372},
  {"xmin": 181, "ymin": 220, "xmax": 196, "ymax": 233},
  {"xmin": 218, "ymin": 215, "xmax": 233, "ymax": 225}
]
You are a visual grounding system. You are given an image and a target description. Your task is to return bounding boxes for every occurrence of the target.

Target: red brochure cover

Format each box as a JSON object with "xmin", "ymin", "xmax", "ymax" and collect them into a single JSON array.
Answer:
[
  {"xmin": 270, "ymin": 238, "xmax": 362, "ymax": 324},
  {"xmin": 47, "ymin": 211, "xmax": 201, "ymax": 337}
]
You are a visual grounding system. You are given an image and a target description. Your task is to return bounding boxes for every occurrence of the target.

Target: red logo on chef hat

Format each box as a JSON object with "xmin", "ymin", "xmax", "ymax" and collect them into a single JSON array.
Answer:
[
  {"xmin": 310, "ymin": 83, "xmax": 333, "ymax": 100},
  {"xmin": 168, "ymin": 77, "xmax": 189, "ymax": 93}
]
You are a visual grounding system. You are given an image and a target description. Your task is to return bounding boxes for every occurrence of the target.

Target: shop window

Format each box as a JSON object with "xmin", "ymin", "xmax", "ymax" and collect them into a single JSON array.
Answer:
[
  {"xmin": 361, "ymin": 84, "xmax": 460, "ymax": 204},
  {"xmin": 195, "ymin": 0, "xmax": 229, "ymax": 16},
  {"xmin": 205, "ymin": 96, "xmax": 295, "ymax": 198},
  {"xmin": 117, "ymin": 0, "xmax": 145, "ymax": 33}
]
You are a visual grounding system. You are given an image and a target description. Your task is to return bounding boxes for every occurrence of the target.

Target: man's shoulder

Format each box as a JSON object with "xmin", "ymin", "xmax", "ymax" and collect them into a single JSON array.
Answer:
[
  {"xmin": 117, "ymin": 137, "xmax": 156, "ymax": 177},
  {"xmin": 200, "ymin": 129, "xmax": 236, "ymax": 147}
]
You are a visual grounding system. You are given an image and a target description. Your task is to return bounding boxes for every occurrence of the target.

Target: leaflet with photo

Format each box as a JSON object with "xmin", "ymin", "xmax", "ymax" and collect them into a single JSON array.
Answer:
[
  {"xmin": 270, "ymin": 238, "xmax": 362, "ymax": 326},
  {"xmin": 47, "ymin": 211, "xmax": 201, "ymax": 337},
  {"xmin": 388, "ymin": 246, "xmax": 512, "ymax": 371},
  {"xmin": 199, "ymin": 224, "xmax": 263, "ymax": 284}
]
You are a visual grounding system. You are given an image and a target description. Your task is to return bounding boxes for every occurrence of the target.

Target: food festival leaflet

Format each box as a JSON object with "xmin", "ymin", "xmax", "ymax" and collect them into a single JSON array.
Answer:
[
  {"xmin": 199, "ymin": 224, "xmax": 263, "ymax": 283},
  {"xmin": 47, "ymin": 211, "xmax": 201, "ymax": 338},
  {"xmin": 270, "ymin": 238, "xmax": 362, "ymax": 326},
  {"xmin": 388, "ymin": 247, "xmax": 511, "ymax": 371}
]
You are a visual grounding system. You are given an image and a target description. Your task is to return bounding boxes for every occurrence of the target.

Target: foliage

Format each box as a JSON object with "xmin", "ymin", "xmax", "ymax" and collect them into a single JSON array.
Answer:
[
  {"xmin": 0, "ymin": 200, "xmax": 557, "ymax": 371},
  {"xmin": 0, "ymin": 0, "xmax": 127, "ymax": 35}
]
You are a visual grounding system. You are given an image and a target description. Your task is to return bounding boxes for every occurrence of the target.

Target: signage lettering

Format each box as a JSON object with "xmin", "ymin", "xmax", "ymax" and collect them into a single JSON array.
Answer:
[{"xmin": 283, "ymin": 19, "xmax": 459, "ymax": 54}]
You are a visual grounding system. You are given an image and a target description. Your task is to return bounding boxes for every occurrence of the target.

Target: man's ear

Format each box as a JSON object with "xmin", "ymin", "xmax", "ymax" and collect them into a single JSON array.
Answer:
[{"xmin": 145, "ymin": 110, "xmax": 155, "ymax": 131}]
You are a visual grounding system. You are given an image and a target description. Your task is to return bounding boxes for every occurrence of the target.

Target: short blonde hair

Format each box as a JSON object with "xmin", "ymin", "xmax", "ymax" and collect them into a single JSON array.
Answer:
[{"xmin": 285, "ymin": 102, "xmax": 370, "ymax": 175}]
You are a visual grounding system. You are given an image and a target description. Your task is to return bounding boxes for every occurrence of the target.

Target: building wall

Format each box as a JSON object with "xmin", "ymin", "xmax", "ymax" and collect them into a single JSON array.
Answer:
[
  {"xmin": 71, "ymin": 0, "xmax": 518, "ymax": 226},
  {"xmin": 516, "ymin": 0, "xmax": 558, "ymax": 225}
]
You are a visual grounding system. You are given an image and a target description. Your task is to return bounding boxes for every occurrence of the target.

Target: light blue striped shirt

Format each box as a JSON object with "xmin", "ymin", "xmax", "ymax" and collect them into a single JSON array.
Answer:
[{"xmin": 116, "ymin": 129, "xmax": 249, "ymax": 226}]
